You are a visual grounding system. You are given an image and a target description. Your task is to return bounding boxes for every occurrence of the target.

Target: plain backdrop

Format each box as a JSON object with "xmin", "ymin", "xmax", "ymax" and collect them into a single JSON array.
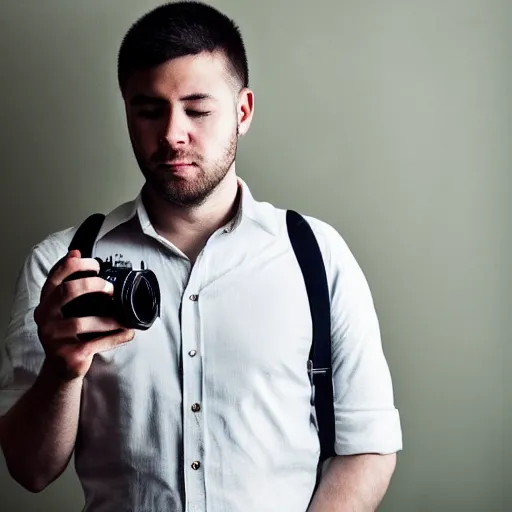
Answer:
[{"xmin": 0, "ymin": 1, "xmax": 509, "ymax": 511}]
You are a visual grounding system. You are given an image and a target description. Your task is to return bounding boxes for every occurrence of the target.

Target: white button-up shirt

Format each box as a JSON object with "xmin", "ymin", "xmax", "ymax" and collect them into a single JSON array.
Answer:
[{"xmin": 0, "ymin": 180, "xmax": 402, "ymax": 512}]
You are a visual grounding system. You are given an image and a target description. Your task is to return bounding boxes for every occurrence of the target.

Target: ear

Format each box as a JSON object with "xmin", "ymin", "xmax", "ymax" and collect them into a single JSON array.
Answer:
[{"xmin": 237, "ymin": 88, "xmax": 255, "ymax": 136}]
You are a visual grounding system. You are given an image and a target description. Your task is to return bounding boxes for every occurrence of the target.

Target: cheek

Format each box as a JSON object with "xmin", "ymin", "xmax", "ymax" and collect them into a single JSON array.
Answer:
[
  {"xmin": 129, "ymin": 120, "xmax": 158, "ymax": 154},
  {"xmin": 199, "ymin": 116, "xmax": 236, "ymax": 150}
]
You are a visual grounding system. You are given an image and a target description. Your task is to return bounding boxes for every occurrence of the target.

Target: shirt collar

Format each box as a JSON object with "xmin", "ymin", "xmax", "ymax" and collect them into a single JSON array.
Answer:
[{"xmin": 96, "ymin": 178, "xmax": 278, "ymax": 242}]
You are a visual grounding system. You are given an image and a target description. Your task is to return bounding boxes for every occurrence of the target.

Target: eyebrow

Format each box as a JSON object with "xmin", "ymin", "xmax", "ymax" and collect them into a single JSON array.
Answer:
[
  {"xmin": 181, "ymin": 93, "xmax": 215, "ymax": 102},
  {"xmin": 130, "ymin": 93, "xmax": 215, "ymax": 106}
]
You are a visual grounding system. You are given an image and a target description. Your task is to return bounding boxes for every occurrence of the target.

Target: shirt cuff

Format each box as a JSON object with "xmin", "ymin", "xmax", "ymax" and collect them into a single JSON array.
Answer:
[{"xmin": 334, "ymin": 408, "xmax": 403, "ymax": 455}]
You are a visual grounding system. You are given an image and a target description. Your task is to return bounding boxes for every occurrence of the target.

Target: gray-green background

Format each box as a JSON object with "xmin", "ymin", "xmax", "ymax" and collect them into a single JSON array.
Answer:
[{"xmin": 0, "ymin": 1, "xmax": 509, "ymax": 510}]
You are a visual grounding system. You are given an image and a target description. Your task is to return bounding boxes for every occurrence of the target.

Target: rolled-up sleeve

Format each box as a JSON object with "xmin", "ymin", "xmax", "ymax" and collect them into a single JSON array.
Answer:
[
  {"xmin": 0, "ymin": 235, "xmax": 67, "ymax": 416},
  {"xmin": 308, "ymin": 217, "xmax": 403, "ymax": 456}
]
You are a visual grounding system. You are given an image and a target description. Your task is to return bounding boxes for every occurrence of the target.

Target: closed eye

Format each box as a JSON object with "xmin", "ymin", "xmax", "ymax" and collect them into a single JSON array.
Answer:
[
  {"xmin": 186, "ymin": 110, "xmax": 211, "ymax": 118},
  {"xmin": 135, "ymin": 109, "xmax": 211, "ymax": 119}
]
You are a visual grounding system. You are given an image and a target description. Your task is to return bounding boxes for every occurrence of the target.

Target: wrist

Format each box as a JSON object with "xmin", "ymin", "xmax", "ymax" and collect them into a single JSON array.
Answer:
[{"xmin": 40, "ymin": 357, "xmax": 85, "ymax": 388}]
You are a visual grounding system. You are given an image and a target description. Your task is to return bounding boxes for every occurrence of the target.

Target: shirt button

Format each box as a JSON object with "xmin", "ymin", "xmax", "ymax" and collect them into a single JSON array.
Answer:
[
  {"xmin": 188, "ymin": 350, "xmax": 197, "ymax": 357},
  {"xmin": 191, "ymin": 461, "xmax": 201, "ymax": 470},
  {"xmin": 191, "ymin": 403, "xmax": 201, "ymax": 413},
  {"xmin": 189, "ymin": 294, "xmax": 199, "ymax": 302}
]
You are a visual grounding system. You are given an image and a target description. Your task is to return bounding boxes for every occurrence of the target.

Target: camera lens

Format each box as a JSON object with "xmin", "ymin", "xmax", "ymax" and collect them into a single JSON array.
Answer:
[
  {"xmin": 117, "ymin": 269, "xmax": 160, "ymax": 329},
  {"xmin": 131, "ymin": 274, "xmax": 157, "ymax": 325}
]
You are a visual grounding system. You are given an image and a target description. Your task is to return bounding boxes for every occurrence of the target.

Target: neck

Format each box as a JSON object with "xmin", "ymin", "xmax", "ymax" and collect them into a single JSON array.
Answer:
[{"xmin": 141, "ymin": 168, "xmax": 240, "ymax": 260}]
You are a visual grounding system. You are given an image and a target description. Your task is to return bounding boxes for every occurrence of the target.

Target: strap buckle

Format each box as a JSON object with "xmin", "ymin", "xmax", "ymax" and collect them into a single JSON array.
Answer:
[{"xmin": 307, "ymin": 359, "xmax": 329, "ymax": 406}]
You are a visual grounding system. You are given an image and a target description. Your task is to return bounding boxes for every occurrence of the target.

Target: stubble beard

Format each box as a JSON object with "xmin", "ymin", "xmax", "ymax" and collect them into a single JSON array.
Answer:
[{"xmin": 137, "ymin": 128, "xmax": 238, "ymax": 208}]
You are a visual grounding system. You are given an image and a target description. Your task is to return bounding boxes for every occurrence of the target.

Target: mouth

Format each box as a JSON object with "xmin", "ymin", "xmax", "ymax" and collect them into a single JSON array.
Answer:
[
  {"xmin": 158, "ymin": 161, "xmax": 194, "ymax": 167},
  {"xmin": 156, "ymin": 162, "xmax": 198, "ymax": 178},
  {"xmin": 158, "ymin": 162, "xmax": 196, "ymax": 168}
]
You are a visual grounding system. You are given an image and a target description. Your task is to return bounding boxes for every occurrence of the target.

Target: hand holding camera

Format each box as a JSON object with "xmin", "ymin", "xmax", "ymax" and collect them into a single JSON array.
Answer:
[
  {"xmin": 33, "ymin": 209, "xmax": 161, "ymax": 381},
  {"xmin": 33, "ymin": 250, "xmax": 135, "ymax": 381}
]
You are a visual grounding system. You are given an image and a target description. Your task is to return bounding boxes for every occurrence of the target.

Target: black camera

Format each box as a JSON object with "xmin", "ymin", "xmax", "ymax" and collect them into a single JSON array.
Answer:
[{"xmin": 61, "ymin": 257, "xmax": 161, "ymax": 341}]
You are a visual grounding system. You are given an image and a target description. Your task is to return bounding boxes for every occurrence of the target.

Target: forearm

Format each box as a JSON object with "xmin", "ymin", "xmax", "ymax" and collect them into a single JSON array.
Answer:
[
  {"xmin": 308, "ymin": 453, "xmax": 397, "ymax": 511},
  {"xmin": 0, "ymin": 359, "xmax": 83, "ymax": 492}
]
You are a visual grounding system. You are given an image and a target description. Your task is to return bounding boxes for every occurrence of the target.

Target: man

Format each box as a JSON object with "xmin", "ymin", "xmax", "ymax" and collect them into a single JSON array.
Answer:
[{"xmin": 0, "ymin": 2, "xmax": 402, "ymax": 511}]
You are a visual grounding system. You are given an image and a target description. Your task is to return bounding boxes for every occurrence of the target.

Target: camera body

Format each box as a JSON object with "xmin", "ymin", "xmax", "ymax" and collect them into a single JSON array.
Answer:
[{"xmin": 61, "ymin": 257, "xmax": 161, "ymax": 341}]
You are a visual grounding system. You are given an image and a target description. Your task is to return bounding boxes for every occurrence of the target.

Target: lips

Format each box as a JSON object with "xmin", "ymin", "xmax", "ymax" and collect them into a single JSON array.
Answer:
[{"xmin": 158, "ymin": 162, "xmax": 195, "ymax": 167}]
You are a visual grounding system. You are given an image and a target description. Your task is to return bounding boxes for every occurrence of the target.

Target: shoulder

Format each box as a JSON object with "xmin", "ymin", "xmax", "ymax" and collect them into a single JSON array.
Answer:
[
  {"xmin": 275, "ymin": 208, "xmax": 357, "ymax": 272},
  {"xmin": 301, "ymin": 214, "xmax": 352, "ymax": 262},
  {"xmin": 15, "ymin": 227, "xmax": 76, "ymax": 292},
  {"xmin": 28, "ymin": 224, "xmax": 77, "ymax": 265},
  {"xmin": 26, "ymin": 198, "xmax": 134, "ymax": 266},
  {"xmin": 273, "ymin": 208, "xmax": 374, "ymax": 299}
]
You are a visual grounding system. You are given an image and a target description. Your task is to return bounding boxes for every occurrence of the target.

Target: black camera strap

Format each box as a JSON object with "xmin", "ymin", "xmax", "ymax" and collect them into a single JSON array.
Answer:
[
  {"xmin": 286, "ymin": 210, "xmax": 335, "ymax": 463},
  {"xmin": 68, "ymin": 213, "xmax": 106, "ymax": 257}
]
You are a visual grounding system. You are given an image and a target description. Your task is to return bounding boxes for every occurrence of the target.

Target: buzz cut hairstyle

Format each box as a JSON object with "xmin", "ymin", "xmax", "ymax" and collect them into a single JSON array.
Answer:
[{"xmin": 117, "ymin": 1, "xmax": 249, "ymax": 93}]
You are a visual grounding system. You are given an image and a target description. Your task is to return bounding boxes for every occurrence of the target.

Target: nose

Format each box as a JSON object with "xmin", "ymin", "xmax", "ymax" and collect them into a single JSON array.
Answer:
[{"xmin": 161, "ymin": 110, "xmax": 189, "ymax": 147}]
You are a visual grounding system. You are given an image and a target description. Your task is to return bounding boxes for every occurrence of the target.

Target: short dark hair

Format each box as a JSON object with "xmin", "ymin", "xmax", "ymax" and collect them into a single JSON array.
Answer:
[{"xmin": 117, "ymin": 1, "xmax": 249, "ymax": 93}]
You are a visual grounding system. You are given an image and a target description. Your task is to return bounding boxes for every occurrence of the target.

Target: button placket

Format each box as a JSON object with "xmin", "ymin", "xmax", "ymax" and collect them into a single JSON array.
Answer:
[{"xmin": 181, "ymin": 262, "xmax": 206, "ymax": 511}]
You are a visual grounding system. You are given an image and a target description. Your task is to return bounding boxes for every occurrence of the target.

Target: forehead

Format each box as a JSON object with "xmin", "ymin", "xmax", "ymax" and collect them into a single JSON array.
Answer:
[{"xmin": 123, "ymin": 51, "xmax": 234, "ymax": 101}]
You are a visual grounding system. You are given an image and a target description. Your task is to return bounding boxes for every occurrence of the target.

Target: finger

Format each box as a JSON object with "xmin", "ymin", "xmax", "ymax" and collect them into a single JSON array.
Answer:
[
  {"xmin": 67, "ymin": 250, "xmax": 81, "ymax": 259},
  {"xmin": 84, "ymin": 328, "xmax": 136, "ymax": 353},
  {"xmin": 41, "ymin": 254, "xmax": 101, "ymax": 302},
  {"xmin": 58, "ymin": 276, "xmax": 114, "ymax": 309},
  {"xmin": 40, "ymin": 252, "xmax": 74, "ymax": 300},
  {"xmin": 44, "ymin": 316, "xmax": 127, "ymax": 343},
  {"xmin": 44, "ymin": 250, "xmax": 81, "ymax": 286},
  {"xmin": 37, "ymin": 276, "xmax": 113, "ymax": 324}
]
